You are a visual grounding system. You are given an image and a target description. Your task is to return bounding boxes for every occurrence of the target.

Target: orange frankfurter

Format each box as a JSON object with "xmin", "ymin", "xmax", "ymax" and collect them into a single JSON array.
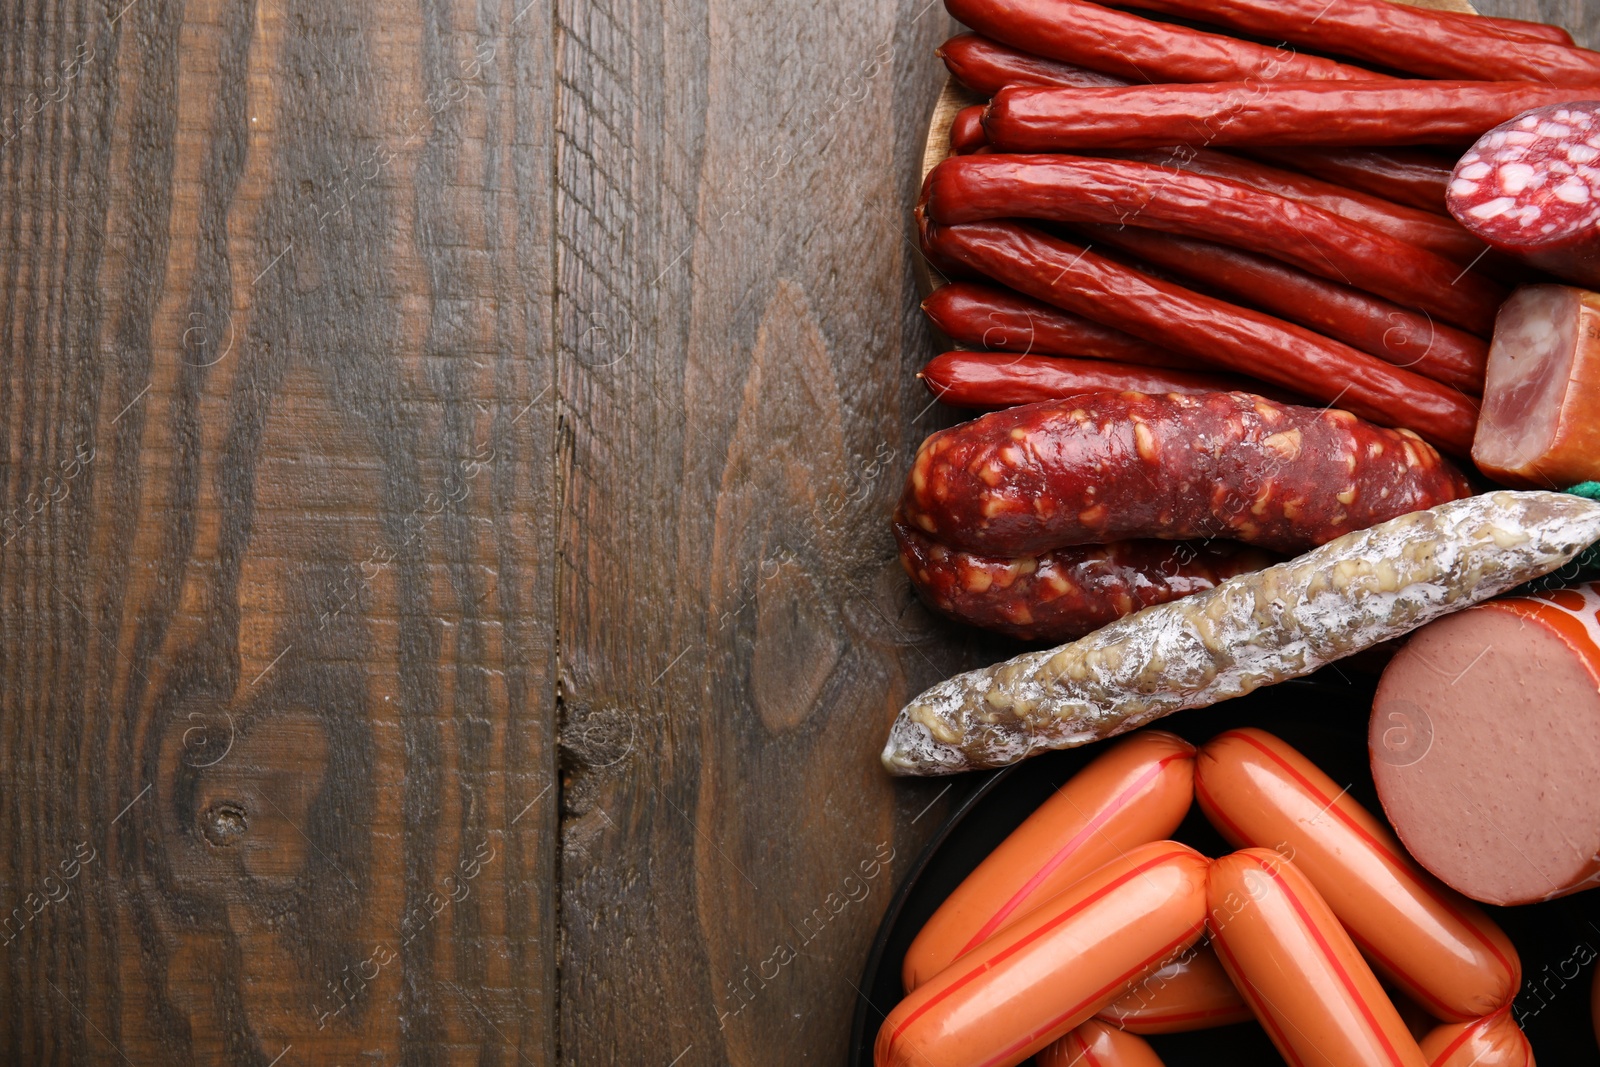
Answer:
[
  {"xmin": 1419, "ymin": 1009, "xmax": 1535, "ymax": 1067},
  {"xmin": 903, "ymin": 730, "xmax": 1196, "ymax": 990},
  {"xmin": 1095, "ymin": 942, "xmax": 1252, "ymax": 1034},
  {"xmin": 1037, "ymin": 1019, "xmax": 1166, "ymax": 1066},
  {"xmin": 1208, "ymin": 848, "xmax": 1428, "ymax": 1067},
  {"xmin": 875, "ymin": 841, "xmax": 1209, "ymax": 1067},
  {"xmin": 1195, "ymin": 728, "xmax": 1519, "ymax": 1019}
]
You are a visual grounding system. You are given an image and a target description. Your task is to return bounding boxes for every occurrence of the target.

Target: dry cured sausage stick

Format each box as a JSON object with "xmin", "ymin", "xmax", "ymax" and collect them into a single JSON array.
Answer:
[
  {"xmin": 984, "ymin": 81, "xmax": 1600, "ymax": 152},
  {"xmin": 924, "ymin": 219, "xmax": 1481, "ymax": 452},
  {"xmin": 918, "ymin": 352, "xmax": 1268, "ymax": 408},
  {"xmin": 1078, "ymin": 225, "xmax": 1489, "ymax": 393},
  {"xmin": 938, "ymin": 33, "xmax": 1129, "ymax": 96},
  {"xmin": 896, "ymin": 514, "xmax": 1276, "ymax": 643},
  {"xmin": 1428, "ymin": 10, "xmax": 1575, "ymax": 47},
  {"xmin": 951, "ymin": 104, "xmax": 988, "ymax": 154},
  {"xmin": 924, "ymin": 155, "xmax": 1506, "ymax": 336},
  {"xmin": 1456, "ymin": 13, "xmax": 1573, "ymax": 47},
  {"xmin": 899, "ymin": 391, "xmax": 1469, "ymax": 557},
  {"xmin": 1448, "ymin": 103, "xmax": 1600, "ymax": 289},
  {"xmin": 921, "ymin": 281, "xmax": 1195, "ymax": 367},
  {"xmin": 1111, "ymin": 148, "xmax": 1488, "ymax": 267},
  {"xmin": 1114, "ymin": 0, "xmax": 1600, "ymax": 86},
  {"xmin": 882, "ymin": 491, "xmax": 1600, "ymax": 776},
  {"xmin": 944, "ymin": 0, "xmax": 1387, "ymax": 86},
  {"xmin": 1246, "ymin": 147, "xmax": 1453, "ymax": 216}
]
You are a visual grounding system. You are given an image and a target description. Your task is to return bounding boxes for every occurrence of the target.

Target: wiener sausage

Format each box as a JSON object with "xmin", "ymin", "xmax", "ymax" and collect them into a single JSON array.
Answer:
[
  {"xmin": 1037, "ymin": 1020, "xmax": 1166, "ymax": 1067},
  {"xmin": 875, "ymin": 841, "xmax": 1210, "ymax": 1067},
  {"xmin": 1472, "ymin": 285, "xmax": 1600, "ymax": 486},
  {"xmin": 1448, "ymin": 103, "xmax": 1600, "ymax": 289},
  {"xmin": 951, "ymin": 105, "xmax": 987, "ymax": 154},
  {"xmin": 918, "ymin": 352, "xmax": 1265, "ymax": 408},
  {"xmin": 1195, "ymin": 728, "xmax": 1520, "ymax": 1019},
  {"xmin": 983, "ymin": 81, "xmax": 1600, "ymax": 152},
  {"xmin": 1372, "ymin": 582, "xmax": 1600, "ymax": 906},
  {"xmin": 896, "ymin": 515, "xmax": 1275, "ymax": 643},
  {"xmin": 923, "ymin": 220, "xmax": 1481, "ymax": 452},
  {"xmin": 944, "ymin": 0, "xmax": 1385, "ymax": 86},
  {"xmin": 1078, "ymin": 225, "xmax": 1489, "ymax": 394},
  {"xmin": 1419, "ymin": 1010, "xmax": 1535, "ymax": 1067},
  {"xmin": 899, "ymin": 391, "xmax": 1470, "ymax": 557},
  {"xmin": 1209, "ymin": 849, "xmax": 1429, "ymax": 1067},
  {"xmin": 882, "ymin": 491, "xmax": 1600, "ymax": 776},
  {"xmin": 924, "ymin": 155, "xmax": 1505, "ymax": 335},
  {"xmin": 1095, "ymin": 943, "xmax": 1253, "ymax": 1034},
  {"xmin": 920, "ymin": 282, "xmax": 1193, "ymax": 368},
  {"xmin": 1245, "ymin": 147, "xmax": 1453, "ymax": 217},
  {"xmin": 1115, "ymin": 0, "xmax": 1600, "ymax": 86},
  {"xmin": 938, "ymin": 34, "xmax": 1129, "ymax": 97},
  {"xmin": 902, "ymin": 730, "xmax": 1196, "ymax": 990},
  {"xmin": 1110, "ymin": 149, "xmax": 1487, "ymax": 267}
]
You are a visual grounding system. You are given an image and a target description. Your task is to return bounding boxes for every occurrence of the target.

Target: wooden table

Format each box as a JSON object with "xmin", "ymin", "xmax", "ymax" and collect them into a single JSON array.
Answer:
[{"xmin": 2, "ymin": 2, "xmax": 1595, "ymax": 1063}]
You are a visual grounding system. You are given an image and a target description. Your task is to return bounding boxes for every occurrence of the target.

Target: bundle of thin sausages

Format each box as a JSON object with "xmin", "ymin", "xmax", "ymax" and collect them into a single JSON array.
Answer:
[{"xmin": 904, "ymin": 0, "xmax": 1600, "ymax": 643}]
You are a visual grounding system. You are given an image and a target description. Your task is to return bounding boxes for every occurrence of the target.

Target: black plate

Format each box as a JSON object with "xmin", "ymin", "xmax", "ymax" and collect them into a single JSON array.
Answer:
[{"xmin": 850, "ymin": 672, "xmax": 1600, "ymax": 1065}]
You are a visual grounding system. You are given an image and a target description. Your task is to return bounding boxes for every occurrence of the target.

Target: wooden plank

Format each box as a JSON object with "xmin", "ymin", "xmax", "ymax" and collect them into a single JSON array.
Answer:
[
  {"xmin": 0, "ymin": 1, "xmax": 560, "ymax": 1062},
  {"xmin": 551, "ymin": 0, "xmax": 1026, "ymax": 1060}
]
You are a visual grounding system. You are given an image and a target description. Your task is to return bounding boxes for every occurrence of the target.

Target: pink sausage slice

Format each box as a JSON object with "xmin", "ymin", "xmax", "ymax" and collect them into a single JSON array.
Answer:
[
  {"xmin": 1094, "ymin": 942, "xmax": 1252, "ymax": 1034},
  {"xmin": 1473, "ymin": 284, "xmax": 1600, "ymax": 488},
  {"xmin": 902, "ymin": 730, "xmax": 1195, "ymax": 990},
  {"xmin": 1448, "ymin": 102, "xmax": 1600, "ymax": 288},
  {"xmin": 1037, "ymin": 1019, "xmax": 1166, "ymax": 1066},
  {"xmin": 1208, "ymin": 849, "xmax": 1429, "ymax": 1067},
  {"xmin": 1373, "ymin": 581, "xmax": 1600, "ymax": 906},
  {"xmin": 1419, "ymin": 1009, "xmax": 1535, "ymax": 1066}
]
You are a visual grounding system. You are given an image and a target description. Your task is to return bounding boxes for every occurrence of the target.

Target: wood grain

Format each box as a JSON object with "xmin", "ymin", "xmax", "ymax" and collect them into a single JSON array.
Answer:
[
  {"xmin": 0, "ymin": 0, "xmax": 1594, "ymax": 1064},
  {"xmin": 0, "ymin": 1, "xmax": 560, "ymax": 1063},
  {"xmin": 551, "ymin": 0, "xmax": 987, "ymax": 1061}
]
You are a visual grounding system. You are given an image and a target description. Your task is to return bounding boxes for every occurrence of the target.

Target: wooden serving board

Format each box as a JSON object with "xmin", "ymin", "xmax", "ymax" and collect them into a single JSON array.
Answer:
[{"xmin": 912, "ymin": 0, "xmax": 1480, "ymax": 302}]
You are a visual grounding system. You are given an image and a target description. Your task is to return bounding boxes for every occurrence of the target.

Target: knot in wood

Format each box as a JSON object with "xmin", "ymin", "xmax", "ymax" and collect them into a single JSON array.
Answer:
[{"xmin": 200, "ymin": 802, "xmax": 249, "ymax": 847}]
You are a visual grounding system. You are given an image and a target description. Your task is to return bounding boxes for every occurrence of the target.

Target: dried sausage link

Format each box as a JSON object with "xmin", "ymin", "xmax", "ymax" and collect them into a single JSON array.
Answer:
[
  {"xmin": 900, "ymin": 391, "xmax": 1471, "ymax": 557},
  {"xmin": 896, "ymin": 515, "xmax": 1276, "ymax": 642}
]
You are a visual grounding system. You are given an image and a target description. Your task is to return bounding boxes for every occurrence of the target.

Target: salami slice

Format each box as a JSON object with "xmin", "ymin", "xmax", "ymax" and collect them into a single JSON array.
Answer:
[
  {"xmin": 1447, "ymin": 101, "xmax": 1600, "ymax": 288},
  {"xmin": 899, "ymin": 391, "xmax": 1472, "ymax": 557},
  {"xmin": 895, "ymin": 515, "xmax": 1275, "ymax": 643}
]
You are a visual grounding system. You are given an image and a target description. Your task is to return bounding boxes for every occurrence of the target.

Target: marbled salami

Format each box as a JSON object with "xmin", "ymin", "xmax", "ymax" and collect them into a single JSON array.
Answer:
[{"xmin": 1448, "ymin": 101, "xmax": 1600, "ymax": 288}]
